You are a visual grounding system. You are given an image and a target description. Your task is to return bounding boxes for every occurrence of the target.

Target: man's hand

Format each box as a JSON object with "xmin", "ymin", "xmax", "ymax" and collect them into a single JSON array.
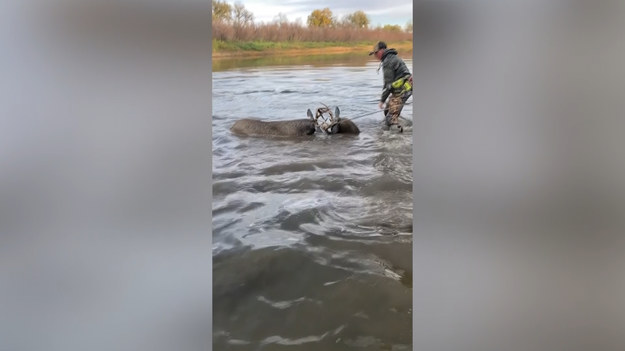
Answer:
[{"xmin": 378, "ymin": 101, "xmax": 385, "ymax": 109}]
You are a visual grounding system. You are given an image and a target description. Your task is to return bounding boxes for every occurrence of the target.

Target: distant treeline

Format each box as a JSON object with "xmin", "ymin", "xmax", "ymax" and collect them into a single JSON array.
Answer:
[
  {"xmin": 212, "ymin": 1, "xmax": 412, "ymax": 42},
  {"xmin": 213, "ymin": 21, "xmax": 412, "ymax": 42}
]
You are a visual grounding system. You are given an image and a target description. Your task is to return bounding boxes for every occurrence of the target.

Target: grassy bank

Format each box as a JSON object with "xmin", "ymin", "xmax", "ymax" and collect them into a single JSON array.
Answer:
[{"xmin": 212, "ymin": 40, "xmax": 413, "ymax": 59}]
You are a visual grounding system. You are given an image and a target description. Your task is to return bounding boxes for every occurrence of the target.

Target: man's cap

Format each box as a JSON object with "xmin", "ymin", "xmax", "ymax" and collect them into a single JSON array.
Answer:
[{"xmin": 368, "ymin": 41, "xmax": 387, "ymax": 55}]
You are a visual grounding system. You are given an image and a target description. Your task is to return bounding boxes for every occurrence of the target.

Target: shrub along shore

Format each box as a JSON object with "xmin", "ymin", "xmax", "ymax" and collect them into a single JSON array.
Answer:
[{"xmin": 212, "ymin": 40, "xmax": 413, "ymax": 59}]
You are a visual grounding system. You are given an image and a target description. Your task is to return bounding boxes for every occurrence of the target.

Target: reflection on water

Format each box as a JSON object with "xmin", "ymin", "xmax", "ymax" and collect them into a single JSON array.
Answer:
[
  {"xmin": 213, "ymin": 50, "xmax": 413, "ymax": 72},
  {"xmin": 213, "ymin": 55, "xmax": 413, "ymax": 350}
]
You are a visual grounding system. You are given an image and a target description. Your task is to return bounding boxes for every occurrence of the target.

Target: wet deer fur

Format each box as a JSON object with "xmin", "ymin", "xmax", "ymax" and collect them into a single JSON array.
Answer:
[{"xmin": 230, "ymin": 118, "xmax": 316, "ymax": 137}]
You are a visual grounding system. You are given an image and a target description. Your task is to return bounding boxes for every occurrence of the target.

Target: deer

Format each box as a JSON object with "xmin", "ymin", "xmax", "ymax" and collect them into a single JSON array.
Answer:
[{"xmin": 230, "ymin": 105, "xmax": 359, "ymax": 137}]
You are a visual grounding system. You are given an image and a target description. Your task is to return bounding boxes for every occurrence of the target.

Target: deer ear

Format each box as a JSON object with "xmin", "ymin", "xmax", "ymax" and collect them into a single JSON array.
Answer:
[
  {"xmin": 307, "ymin": 109, "xmax": 314, "ymax": 120},
  {"xmin": 334, "ymin": 107, "xmax": 340, "ymax": 119}
]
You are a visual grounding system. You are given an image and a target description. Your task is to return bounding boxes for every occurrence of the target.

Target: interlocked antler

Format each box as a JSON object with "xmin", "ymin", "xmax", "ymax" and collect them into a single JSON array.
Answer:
[
  {"xmin": 312, "ymin": 103, "xmax": 339, "ymax": 134},
  {"xmin": 315, "ymin": 103, "xmax": 333, "ymax": 121}
]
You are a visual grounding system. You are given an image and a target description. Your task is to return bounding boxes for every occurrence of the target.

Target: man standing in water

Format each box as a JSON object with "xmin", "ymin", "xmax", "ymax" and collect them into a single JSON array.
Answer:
[{"xmin": 369, "ymin": 41, "xmax": 413, "ymax": 132}]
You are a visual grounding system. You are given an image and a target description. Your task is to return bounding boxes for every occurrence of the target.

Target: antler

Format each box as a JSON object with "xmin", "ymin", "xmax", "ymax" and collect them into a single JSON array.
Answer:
[
  {"xmin": 312, "ymin": 103, "xmax": 339, "ymax": 134},
  {"xmin": 315, "ymin": 103, "xmax": 334, "ymax": 121}
]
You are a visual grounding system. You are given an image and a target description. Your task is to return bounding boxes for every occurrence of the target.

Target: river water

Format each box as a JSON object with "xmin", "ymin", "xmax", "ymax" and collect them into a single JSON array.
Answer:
[{"xmin": 212, "ymin": 53, "xmax": 413, "ymax": 350}]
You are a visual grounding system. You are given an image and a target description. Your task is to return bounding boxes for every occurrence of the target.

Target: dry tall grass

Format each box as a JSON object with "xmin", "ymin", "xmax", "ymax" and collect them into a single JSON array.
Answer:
[{"xmin": 212, "ymin": 21, "xmax": 412, "ymax": 42}]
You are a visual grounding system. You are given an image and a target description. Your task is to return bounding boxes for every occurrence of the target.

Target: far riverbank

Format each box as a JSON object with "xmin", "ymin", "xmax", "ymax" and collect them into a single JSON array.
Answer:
[{"xmin": 212, "ymin": 40, "xmax": 413, "ymax": 60}]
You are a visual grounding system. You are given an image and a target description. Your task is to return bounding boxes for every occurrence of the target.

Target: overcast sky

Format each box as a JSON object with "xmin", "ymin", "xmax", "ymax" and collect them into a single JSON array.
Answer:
[{"xmin": 231, "ymin": 0, "xmax": 413, "ymax": 27}]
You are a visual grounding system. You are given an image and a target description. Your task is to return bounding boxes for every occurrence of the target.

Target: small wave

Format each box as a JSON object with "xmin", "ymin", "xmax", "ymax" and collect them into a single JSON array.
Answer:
[
  {"xmin": 227, "ymin": 339, "xmax": 250, "ymax": 345},
  {"xmin": 212, "ymin": 180, "xmax": 242, "ymax": 195},
  {"xmin": 262, "ymin": 162, "xmax": 318, "ymax": 175},
  {"xmin": 213, "ymin": 199, "xmax": 246, "ymax": 217},
  {"xmin": 323, "ymin": 279, "xmax": 341, "ymax": 286},
  {"xmin": 246, "ymin": 178, "xmax": 344, "ymax": 194},
  {"xmin": 236, "ymin": 201, "xmax": 264, "ymax": 213},
  {"xmin": 361, "ymin": 176, "xmax": 413, "ymax": 194},
  {"xmin": 271, "ymin": 208, "xmax": 320, "ymax": 232},
  {"xmin": 241, "ymin": 89, "xmax": 275, "ymax": 94},
  {"xmin": 257, "ymin": 295, "xmax": 320, "ymax": 310},
  {"xmin": 212, "ymin": 170, "xmax": 249, "ymax": 181},
  {"xmin": 261, "ymin": 332, "xmax": 329, "ymax": 346},
  {"xmin": 344, "ymin": 336, "xmax": 381, "ymax": 348}
]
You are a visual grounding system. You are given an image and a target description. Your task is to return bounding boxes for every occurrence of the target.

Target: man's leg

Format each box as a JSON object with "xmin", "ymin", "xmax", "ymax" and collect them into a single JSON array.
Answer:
[{"xmin": 387, "ymin": 94, "xmax": 404, "ymax": 125}]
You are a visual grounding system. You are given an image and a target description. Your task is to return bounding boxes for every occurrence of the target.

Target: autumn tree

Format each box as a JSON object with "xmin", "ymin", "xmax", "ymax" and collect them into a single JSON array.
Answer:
[
  {"xmin": 307, "ymin": 8, "xmax": 334, "ymax": 27},
  {"xmin": 273, "ymin": 12, "xmax": 289, "ymax": 26},
  {"xmin": 344, "ymin": 10, "xmax": 370, "ymax": 29},
  {"xmin": 405, "ymin": 20, "xmax": 413, "ymax": 33},
  {"xmin": 229, "ymin": 2, "xmax": 254, "ymax": 40},
  {"xmin": 233, "ymin": 2, "xmax": 254, "ymax": 27},
  {"xmin": 383, "ymin": 24, "xmax": 402, "ymax": 32},
  {"xmin": 212, "ymin": 0, "xmax": 232, "ymax": 23}
]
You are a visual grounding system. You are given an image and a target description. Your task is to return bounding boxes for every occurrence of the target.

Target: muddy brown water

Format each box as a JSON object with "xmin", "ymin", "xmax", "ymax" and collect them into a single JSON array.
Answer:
[{"xmin": 212, "ymin": 53, "xmax": 413, "ymax": 350}]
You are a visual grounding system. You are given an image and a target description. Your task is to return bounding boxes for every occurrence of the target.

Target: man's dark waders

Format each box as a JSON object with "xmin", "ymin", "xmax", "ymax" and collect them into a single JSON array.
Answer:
[{"xmin": 384, "ymin": 76, "xmax": 413, "ymax": 127}]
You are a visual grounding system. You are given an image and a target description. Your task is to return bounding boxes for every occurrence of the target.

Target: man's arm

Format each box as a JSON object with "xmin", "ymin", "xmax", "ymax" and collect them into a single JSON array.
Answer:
[{"xmin": 380, "ymin": 63, "xmax": 394, "ymax": 103}]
